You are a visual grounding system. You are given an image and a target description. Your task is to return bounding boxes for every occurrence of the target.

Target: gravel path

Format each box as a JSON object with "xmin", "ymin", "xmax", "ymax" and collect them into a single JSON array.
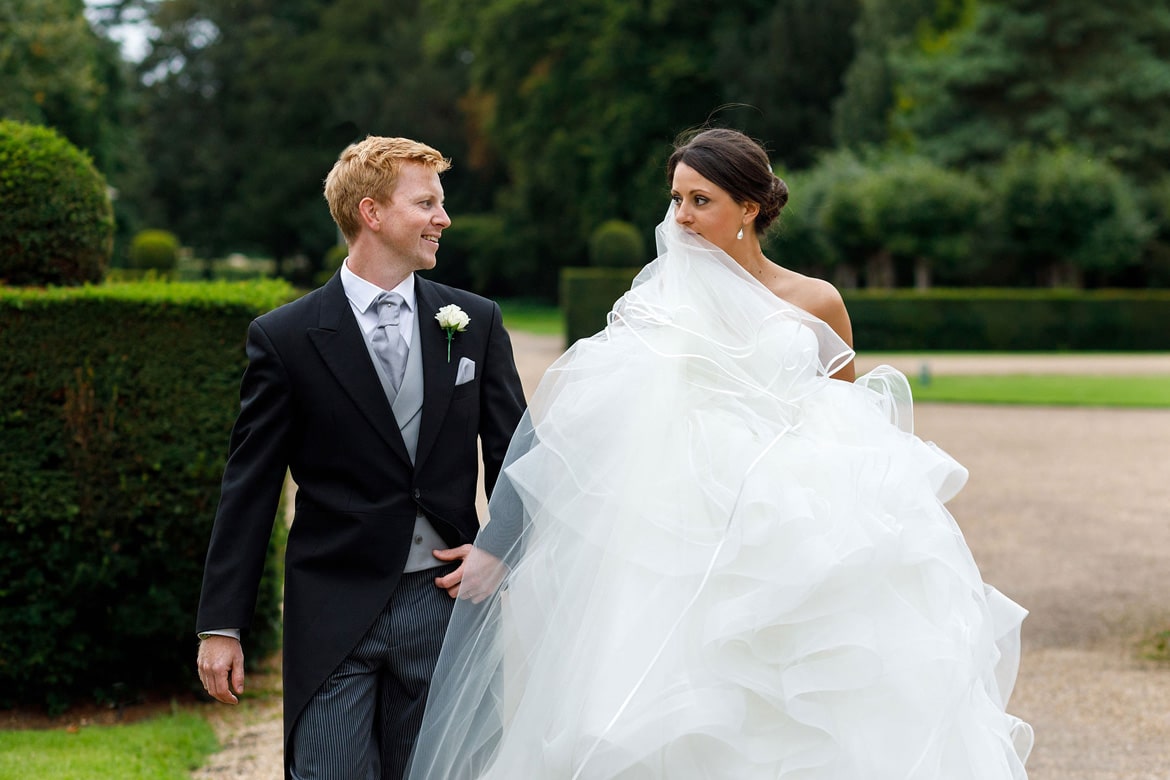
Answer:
[{"xmin": 192, "ymin": 335, "xmax": 1170, "ymax": 779}]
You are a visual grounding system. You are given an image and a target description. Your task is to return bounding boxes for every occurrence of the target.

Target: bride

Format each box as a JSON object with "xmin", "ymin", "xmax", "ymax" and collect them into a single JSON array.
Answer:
[{"xmin": 407, "ymin": 128, "xmax": 1033, "ymax": 779}]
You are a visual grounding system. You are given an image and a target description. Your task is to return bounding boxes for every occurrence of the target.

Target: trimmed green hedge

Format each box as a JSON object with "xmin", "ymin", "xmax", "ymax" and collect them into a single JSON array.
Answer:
[
  {"xmin": 562, "ymin": 278, "xmax": 1170, "ymax": 350},
  {"xmin": 561, "ymin": 267, "xmax": 642, "ymax": 344},
  {"xmin": 844, "ymin": 289, "xmax": 1170, "ymax": 351},
  {"xmin": 0, "ymin": 279, "xmax": 298, "ymax": 712}
]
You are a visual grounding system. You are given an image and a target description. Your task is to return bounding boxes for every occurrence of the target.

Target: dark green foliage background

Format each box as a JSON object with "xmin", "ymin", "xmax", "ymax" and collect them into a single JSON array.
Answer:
[{"xmin": 0, "ymin": 280, "xmax": 297, "ymax": 711}]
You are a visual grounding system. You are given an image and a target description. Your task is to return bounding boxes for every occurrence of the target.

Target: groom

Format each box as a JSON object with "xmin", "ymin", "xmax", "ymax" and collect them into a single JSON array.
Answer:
[{"xmin": 195, "ymin": 136, "xmax": 526, "ymax": 779}]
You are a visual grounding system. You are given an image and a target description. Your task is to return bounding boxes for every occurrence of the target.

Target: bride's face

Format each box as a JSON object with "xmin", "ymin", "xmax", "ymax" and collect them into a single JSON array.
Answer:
[{"xmin": 670, "ymin": 162, "xmax": 748, "ymax": 255}]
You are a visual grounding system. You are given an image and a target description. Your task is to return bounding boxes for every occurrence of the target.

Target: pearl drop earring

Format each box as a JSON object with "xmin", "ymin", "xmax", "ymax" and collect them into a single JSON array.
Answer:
[{"xmin": 736, "ymin": 226, "xmax": 744, "ymax": 240}]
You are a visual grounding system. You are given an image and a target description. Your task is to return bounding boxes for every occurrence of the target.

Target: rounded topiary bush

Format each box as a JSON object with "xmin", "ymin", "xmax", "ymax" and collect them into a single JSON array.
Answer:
[
  {"xmin": 128, "ymin": 229, "xmax": 181, "ymax": 272},
  {"xmin": 0, "ymin": 120, "xmax": 114, "ymax": 286},
  {"xmin": 589, "ymin": 219, "xmax": 645, "ymax": 268}
]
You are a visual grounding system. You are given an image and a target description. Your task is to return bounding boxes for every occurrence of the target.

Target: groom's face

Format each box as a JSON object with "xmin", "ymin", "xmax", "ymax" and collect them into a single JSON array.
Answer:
[{"xmin": 375, "ymin": 162, "xmax": 452, "ymax": 272}]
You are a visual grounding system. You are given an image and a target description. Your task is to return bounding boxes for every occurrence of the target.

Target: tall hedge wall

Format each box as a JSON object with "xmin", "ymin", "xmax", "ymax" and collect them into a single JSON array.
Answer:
[
  {"xmin": 561, "ymin": 267, "xmax": 642, "ymax": 344},
  {"xmin": 562, "ymin": 275, "xmax": 1170, "ymax": 351},
  {"xmin": 0, "ymin": 280, "xmax": 298, "ymax": 711},
  {"xmin": 843, "ymin": 289, "xmax": 1170, "ymax": 351}
]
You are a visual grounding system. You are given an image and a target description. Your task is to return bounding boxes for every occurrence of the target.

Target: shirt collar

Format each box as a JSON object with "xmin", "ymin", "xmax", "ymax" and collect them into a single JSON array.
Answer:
[{"xmin": 341, "ymin": 259, "xmax": 416, "ymax": 315}]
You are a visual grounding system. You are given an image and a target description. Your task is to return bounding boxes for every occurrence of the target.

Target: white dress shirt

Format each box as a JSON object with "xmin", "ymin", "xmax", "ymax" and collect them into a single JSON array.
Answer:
[{"xmin": 340, "ymin": 260, "xmax": 416, "ymax": 349}]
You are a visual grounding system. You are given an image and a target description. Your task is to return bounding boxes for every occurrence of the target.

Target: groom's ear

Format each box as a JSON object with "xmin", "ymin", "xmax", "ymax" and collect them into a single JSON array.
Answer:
[{"xmin": 358, "ymin": 197, "xmax": 381, "ymax": 231}]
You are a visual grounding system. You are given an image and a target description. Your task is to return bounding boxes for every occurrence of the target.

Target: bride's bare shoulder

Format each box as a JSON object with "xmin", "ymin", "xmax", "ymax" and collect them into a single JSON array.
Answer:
[
  {"xmin": 773, "ymin": 270, "xmax": 855, "ymax": 379},
  {"xmin": 774, "ymin": 270, "xmax": 848, "ymax": 330}
]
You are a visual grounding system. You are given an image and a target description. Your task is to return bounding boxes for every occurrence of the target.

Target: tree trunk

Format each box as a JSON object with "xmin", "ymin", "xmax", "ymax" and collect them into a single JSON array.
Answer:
[
  {"xmin": 865, "ymin": 251, "xmax": 895, "ymax": 289},
  {"xmin": 1045, "ymin": 262, "xmax": 1083, "ymax": 288},
  {"xmin": 833, "ymin": 264, "xmax": 859, "ymax": 290},
  {"xmin": 914, "ymin": 257, "xmax": 931, "ymax": 290}
]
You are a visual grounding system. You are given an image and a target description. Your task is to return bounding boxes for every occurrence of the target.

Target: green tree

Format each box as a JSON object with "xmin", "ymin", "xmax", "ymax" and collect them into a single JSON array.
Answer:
[
  {"xmin": 0, "ymin": 0, "xmax": 143, "ymax": 187},
  {"xmin": 768, "ymin": 164, "xmax": 849, "ymax": 285},
  {"xmin": 861, "ymin": 156, "xmax": 986, "ymax": 288},
  {"xmin": 814, "ymin": 151, "xmax": 880, "ymax": 287},
  {"xmin": 132, "ymin": 0, "xmax": 471, "ymax": 280},
  {"xmin": 428, "ymin": 0, "xmax": 861, "ymax": 299},
  {"xmin": 714, "ymin": 0, "xmax": 860, "ymax": 169},
  {"xmin": 17, "ymin": 1, "xmax": 155, "ymax": 269},
  {"xmin": 1, "ymin": 0, "xmax": 106, "ymax": 156},
  {"xmin": 1142, "ymin": 176, "xmax": 1170, "ymax": 287},
  {"xmin": 895, "ymin": 0, "xmax": 1170, "ymax": 179},
  {"xmin": 134, "ymin": 0, "xmax": 335, "ymax": 272},
  {"xmin": 425, "ymin": 0, "xmax": 861, "ymax": 299},
  {"xmin": 426, "ymin": 0, "xmax": 712, "ymax": 294},
  {"xmin": 991, "ymin": 147, "xmax": 1150, "ymax": 288},
  {"xmin": 832, "ymin": 0, "xmax": 971, "ymax": 150}
]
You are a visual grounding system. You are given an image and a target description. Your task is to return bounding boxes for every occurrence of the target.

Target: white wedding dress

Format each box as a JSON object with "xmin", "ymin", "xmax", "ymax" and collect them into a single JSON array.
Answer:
[{"xmin": 408, "ymin": 209, "xmax": 1033, "ymax": 779}]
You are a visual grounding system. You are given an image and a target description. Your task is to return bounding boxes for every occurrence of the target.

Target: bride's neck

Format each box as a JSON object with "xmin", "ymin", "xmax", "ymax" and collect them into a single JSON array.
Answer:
[{"xmin": 731, "ymin": 245, "xmax": 776, "ymax": 280}]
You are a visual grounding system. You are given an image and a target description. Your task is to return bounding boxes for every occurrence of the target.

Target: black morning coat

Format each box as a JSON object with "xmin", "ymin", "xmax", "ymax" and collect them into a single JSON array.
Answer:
[{"xmin": 195, "ymin": 271, "xmax": 526, "ymax": 772}]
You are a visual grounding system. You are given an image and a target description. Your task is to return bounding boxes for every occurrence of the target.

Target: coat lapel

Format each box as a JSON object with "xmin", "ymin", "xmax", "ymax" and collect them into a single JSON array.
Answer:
[
  {"xmin": 307, "ymin": 274, "xmax": 413, "ymax": 468},
  {"xmin": 414, "ymin": 277, "xmax": 457, "ymax": 470}
]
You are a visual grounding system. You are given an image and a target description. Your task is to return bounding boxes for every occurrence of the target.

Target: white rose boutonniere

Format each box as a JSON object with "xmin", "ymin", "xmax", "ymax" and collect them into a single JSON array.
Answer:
[{"xmin": 435, "ymin": 304, "xmax": 471, "ymax": 362}]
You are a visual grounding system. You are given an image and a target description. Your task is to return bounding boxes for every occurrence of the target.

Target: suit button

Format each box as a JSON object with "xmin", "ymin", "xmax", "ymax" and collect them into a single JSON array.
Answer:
[
  {"xmin": 414, "ymin": 535, "xmax": 424, "ymax": 545},
  {"xmin": 413, "ymin": 489, "xmax": 421, "ymax": 499}
]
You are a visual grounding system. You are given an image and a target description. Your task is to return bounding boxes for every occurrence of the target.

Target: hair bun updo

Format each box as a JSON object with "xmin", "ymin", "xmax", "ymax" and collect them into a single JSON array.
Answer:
[
  {"xmin": 757, "ymin": 175, "xmax": 789, "ymax": 233},
  {"xmin": 667, "ymin": 127, "xmax": 789, "ymax": 234}
]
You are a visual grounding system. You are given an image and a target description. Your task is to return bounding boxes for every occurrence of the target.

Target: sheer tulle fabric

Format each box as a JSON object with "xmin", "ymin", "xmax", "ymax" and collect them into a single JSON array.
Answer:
[{"xmin": 408, "ymin": 210, "xmax": 1032, "ymax": 779}]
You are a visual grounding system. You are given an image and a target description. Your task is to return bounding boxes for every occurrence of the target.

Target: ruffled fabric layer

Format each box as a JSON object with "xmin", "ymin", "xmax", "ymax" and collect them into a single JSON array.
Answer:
[{"xmin": 408, "ymin": 210, "xmax": 1031, "ymax": 779}]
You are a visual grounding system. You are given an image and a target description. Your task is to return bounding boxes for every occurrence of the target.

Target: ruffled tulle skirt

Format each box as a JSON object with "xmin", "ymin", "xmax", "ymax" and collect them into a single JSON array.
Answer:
[{"xmin": 408, "ymin": 213, "xmax": 1031, "ymax": 779}]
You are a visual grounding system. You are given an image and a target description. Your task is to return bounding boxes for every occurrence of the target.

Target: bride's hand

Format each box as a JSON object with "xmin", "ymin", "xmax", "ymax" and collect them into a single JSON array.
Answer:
[{"xmin": 460, "ymin": 547, "xmax": 510, "ymax": 603}]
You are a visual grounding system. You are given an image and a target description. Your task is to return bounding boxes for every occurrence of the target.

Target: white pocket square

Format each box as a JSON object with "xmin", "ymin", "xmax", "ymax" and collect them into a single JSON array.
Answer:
[{"xmin": 455, "ymin": 356, "xmax": 476, "ymax": 386}]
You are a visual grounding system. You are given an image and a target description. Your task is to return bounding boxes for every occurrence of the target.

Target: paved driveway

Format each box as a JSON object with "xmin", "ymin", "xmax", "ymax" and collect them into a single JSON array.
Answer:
[{"xmin": 914, "ymin": 402, "xmax": 1170, "ymax": 779}]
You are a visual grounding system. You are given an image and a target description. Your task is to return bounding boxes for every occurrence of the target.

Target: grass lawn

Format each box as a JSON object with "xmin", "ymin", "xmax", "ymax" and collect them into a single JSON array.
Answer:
[
  {"xmin": 498, "ymin": 299, "xmax": 562, "ymax": 336},
  {"xmin": 0, "ymin": 710, "xmax": 217, "ymax": 780},
  {"xmin": 909, "ymin": 374, "xmax": 1170, "ymax": 408}
]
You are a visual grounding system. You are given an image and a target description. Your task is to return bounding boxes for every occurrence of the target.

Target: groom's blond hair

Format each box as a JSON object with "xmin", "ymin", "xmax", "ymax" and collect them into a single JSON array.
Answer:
[{"xmin": 324, "ymin": 136, "xmax": 451, "ymax": 243}]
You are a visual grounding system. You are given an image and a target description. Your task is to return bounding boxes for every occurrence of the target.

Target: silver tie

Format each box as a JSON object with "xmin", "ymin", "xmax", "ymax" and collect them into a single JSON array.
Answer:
[{"xmin": 371, "ymin": 292, "xmax": 409, "ymax": 394}]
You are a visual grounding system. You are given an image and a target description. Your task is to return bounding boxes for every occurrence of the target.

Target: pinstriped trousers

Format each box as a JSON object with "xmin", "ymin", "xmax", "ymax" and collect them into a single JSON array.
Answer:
[{"xmin": 288, "ymin": 566, "xmax": 456, "ymax": 780}]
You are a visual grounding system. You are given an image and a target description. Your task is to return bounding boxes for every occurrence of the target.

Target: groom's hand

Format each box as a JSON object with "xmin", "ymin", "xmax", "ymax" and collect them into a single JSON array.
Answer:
[
  {"xmin": 434, "ymin": 546, "xmax": 508, "ymax": 604},
  {"xmin": 432, "ymin": 544, "xmax": 474, "ymax": 598},
  {"xmin": 197, "ymin": 635, "xmax": 245, "ymax": 705}
]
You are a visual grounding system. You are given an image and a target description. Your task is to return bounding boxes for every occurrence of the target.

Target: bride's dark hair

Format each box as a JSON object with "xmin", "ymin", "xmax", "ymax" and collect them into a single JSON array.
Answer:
[{"xmin": 667, "ymin": 128, "xmax": 789, "ymax": 232}]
